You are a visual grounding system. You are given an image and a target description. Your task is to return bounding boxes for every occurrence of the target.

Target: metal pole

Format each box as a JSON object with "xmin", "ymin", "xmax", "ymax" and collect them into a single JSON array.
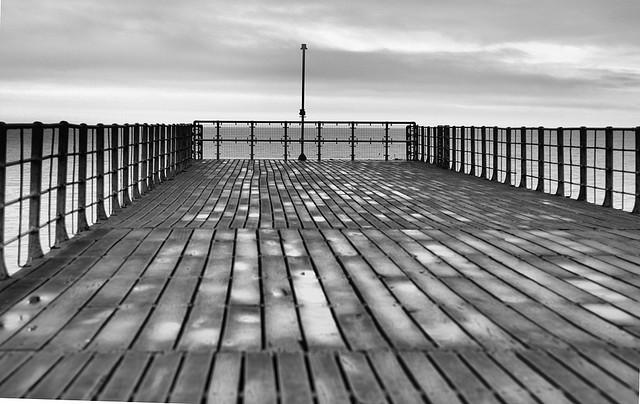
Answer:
[{"xmin": 298, "ymin": 43, "xmax": 308, "ymax": 161}]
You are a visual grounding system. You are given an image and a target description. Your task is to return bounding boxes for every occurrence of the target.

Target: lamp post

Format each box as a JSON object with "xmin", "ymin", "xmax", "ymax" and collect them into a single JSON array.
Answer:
[{"xmin": 298, "ymin": 43, "xmax": 307, "ymax": 161}]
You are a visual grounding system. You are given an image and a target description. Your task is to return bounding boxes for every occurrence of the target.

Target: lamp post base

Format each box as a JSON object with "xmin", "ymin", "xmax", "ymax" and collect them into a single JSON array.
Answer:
[{"xmin": 298, "ymin": 153, "xmax": 307, "ymax": 161}]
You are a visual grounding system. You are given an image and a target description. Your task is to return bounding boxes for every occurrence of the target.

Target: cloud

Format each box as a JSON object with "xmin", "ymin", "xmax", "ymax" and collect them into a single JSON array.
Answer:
[{"xmin": 0, "ymin": 0, "xmax": 639, "ymax": 125}]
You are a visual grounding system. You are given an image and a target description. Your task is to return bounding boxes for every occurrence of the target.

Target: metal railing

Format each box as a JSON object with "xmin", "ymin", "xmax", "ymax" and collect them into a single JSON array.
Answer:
[
  {"xmin": 192, "ymin": 121, "xmax": 418, "ymax": 160},
  {"xmin": 0, "ymin": 121, "xmax": 193, "ymax": 278},
  {"xmin": 412, "ymin": 125, "xmax": 640, "ymax": 213}
]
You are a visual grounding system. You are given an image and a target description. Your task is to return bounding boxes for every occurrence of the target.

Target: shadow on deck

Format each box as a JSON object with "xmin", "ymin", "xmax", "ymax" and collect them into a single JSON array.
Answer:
[{"xmin": 0, "ymin": 160, "xmax": 639, "ymax": 403}]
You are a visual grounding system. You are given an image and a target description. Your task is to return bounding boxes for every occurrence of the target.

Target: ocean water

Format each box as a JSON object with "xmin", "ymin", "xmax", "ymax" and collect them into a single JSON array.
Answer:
[{"xmin": 2, "ymin": 124, "xmax": 637, "ymax": 275}]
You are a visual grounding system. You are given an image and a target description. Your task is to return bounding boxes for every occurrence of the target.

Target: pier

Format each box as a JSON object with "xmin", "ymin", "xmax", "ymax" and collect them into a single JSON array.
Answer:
[{"xmin": 0, "ymin": 121, "xmax": 639, "ymax": 403}]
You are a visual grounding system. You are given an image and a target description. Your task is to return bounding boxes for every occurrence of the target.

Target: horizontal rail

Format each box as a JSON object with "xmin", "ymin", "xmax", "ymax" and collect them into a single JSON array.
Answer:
[
  {"xmin": 0, "ymin": 121, "xmax": 193, "ymax": 278},
  {"xmin": 192, "ymin": 120, "xmax": 418, "ymax": 161},
  {"xmin": 417, "ymin": 125, "xmax": 640, "ymax": 213}
]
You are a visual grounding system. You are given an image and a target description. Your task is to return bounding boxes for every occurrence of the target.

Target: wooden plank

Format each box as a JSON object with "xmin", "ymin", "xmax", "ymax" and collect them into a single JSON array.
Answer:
[
  {"xmin": 244, "ymin": 352, "xmax": 277, "ymax": 404},
  {"xmin": 134, "ymin": 303, "xmax": 190, "ymax": 351},
  {"xmin": 97, "ymin": 351, "xmax": 151, "ymax": 401},
  {"xmin": 309, "ymin": 352, "xmax": 350, "ymax": 404},
  {"xmin": 289, "ymin": 255, "xmax": 345, "ymax": 349},
  {"xmin": 430, "ymin": 350, "xmax": 502, "ymax": 404},
  {"xmin": 133, "ymin": 352, "xmax": 182, "ymax": 403},
  {"xmin": 207, "ymin": 352, "xmax": 242, "ymax": 404},
  {"xmin": 26, "ymin": 352, "xmax": 93, "ymax": 399},
  {"xmin": 338, "ymin": 352, "xmax": 386, "ymax": 404},
  {"xmin": 169, "ymin": 352, "xmax": 214, "ymax": 404},
  {"xmin": 399, "ymin": 351, "xmax": 463, "ymax": 404},
  {"xmin": 60, "ymin": 353, "xmax": 121, "ymax": 400},
  {"xmin": 0, "ymin": 351, "xmax": 33, "ymax": 386},
  {"xmin": 88, "ymin": 304, "xmax": 152, "ymax": 351},
  {"xmin": 277, "ymin": 352, "xmax": 313, "ymax": 404},
  {"xmin": 367, "ymin": 350, "xmax": 424, "ymax": 404},
  {"xmin": 47, "ymin": 307, "xmax": 115, "ymax": 351},
  {"xmin": 0, "ymin": 351, "xmax": 62, "ymax": 398}
]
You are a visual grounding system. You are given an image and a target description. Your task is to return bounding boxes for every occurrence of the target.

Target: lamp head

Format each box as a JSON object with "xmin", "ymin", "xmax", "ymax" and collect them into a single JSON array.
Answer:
[{"xmin": 301, "ymin": 43, "xmax": 307, "ymax": 50}]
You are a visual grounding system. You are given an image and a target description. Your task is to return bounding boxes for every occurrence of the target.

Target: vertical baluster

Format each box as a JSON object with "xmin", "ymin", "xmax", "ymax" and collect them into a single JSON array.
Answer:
[
  {"xmin": 216, "ymin": 121, "xmax": 221, "ymax": 160},
  {"xmin": 577, "ymin": 127, "xmax": 587, "ymax": 201},
  {"xmin": 317, "ymin": 122, "xmax": 322, "ymax": 161},
  {"xmin": 171, "ymin": 124, "xmax": 177, "ymax": 177},
  {"xmin": 28, "ymin": 122, "xmax": 44, "ymax": 261},
  {"xmin": 153, "ymin": 124, "xmax": 160, "ymax": 186},
  {"xmin": 481, "ymin": 126, "xmax": 487, "ymax": 178},
  {"xmin": 0, "ymin": 122, "xmax": 7, "ymax": 278},
  {"xmin": 132, "ymin": 124, "xmax": 141, "ymax": 198},
  {"xmin": 141, "ymin": 124, "xmax": 149, "ymax": 193},
  {"xmin": 633, "ymin": 127, "xmax": 640, "ymax": 213},
  {"xmin": 505, "ymin": 127, "xmax": 512, "ymax": 185},
  {"xmin": 250, "ymin": 121, "xmax": 255, "ymax": 160},
  {"xmin": 283, "ymin": 122, "xmax": 289, "ymax": 161},
  {"xmin": 444, "ymin": 125, "xmax": 451, "ymax": 168},
  {"xmin": 350, "ymin": 122, "xmax": 356, "ymax": 161},
  {"xmin": 520, "ymin": 127, "xmax": 527, "ymax": 188},
  {"xmin": 469, "ymin": 126, "xmax": 476, "ymax": 176},
  {"xmin": 384, "ymin": 122, "xmax": 390, "ymax": 162},
  {"xmin": 110, "ymin": 124, "xmax": 121, "ymax": 212},
  {"xmin": 490, "ymin": 127, "xmax": 498, "ymax": 181},
  {"xmin": 450, "ymin": 126, "xmax": 457, "ymax": 170},
  {"xmin": 420, "ymin": 126, "xmax": 425, "ymax": 163},
  {"xmin": 96, "ymin": 124, "xmax": 108, "ymax": 220},
  {"xmin": 160, "ymin": 124, "xmax": 167, "ymax": 181},
  {"xmin": 77, "ymin": 124, "xmax": 89, "ymax": 232},
  {"xmin": 556, "ymin": 127, "xmax": 565, "ymax": 197},
  {"xmin": 55, "ymin": 121, "xmax": 69, "ymax": 245},
  {"xmin": 426, "ymin": 126, "xmax": 431, "ymax": 164},
  {"xmin": 536, "ymin": 127, "xmax": 545, "ymax": 192},
  {"xmin": 459, "ymin": 127, "xmax": 466, "ymax": 173},
  {"xmin": 122, "ymin": 124, "xmax": 131, "ymax": 206},
  {"xmin": 603, "ymin": 126, "xmax": 614, "ymax": 208}
]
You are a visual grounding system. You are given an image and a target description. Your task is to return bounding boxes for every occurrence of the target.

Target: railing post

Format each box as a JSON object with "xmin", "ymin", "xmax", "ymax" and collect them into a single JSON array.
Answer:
[
  {"xmin": 0, "ymin": 123, "xmax": 7, "ymax": 278},
  {"xmin": 469, "ymin": 126, "xmax": 476, "ymax": 176},
  {"xmin": 132, "ymin": 124, "xmax": 141, "ymax": 198},
  {"xmin": 490, "ymin": 127, "xmax": 498, "ymax": 181},
  {"xmin": 444, "ymin": 125, "xmax": 451, "ymax": 168},
  {"xmin": 435, "ymin": 126, "xmax": 441, "ymax": 166},
  {"xmin": 480, "ymin": 126, "xmax": 487, "ymax": 178},
  {"xmin": 536, "ymin": 127, "xmax": 545, "ymax": 192},
  {"xmin": 602, "ymin": 126, "xmax": 614, "ymax": 208},
  {"xmin": 426, "ymin": 126, "xmax": 432, "ymax": 164},
  {"xmin": 110, "ymin": 124, "xmax": 121, "ymax": 212},
  {"xmin": 172, "ymin": 124, "xmax": 177, "ymax": 177},
  {"xmin": 160, "ymin": 124, "xmax": 167, "ymax": 181},
  {"xmin": 520, "ymin": 127, "xmax": 527, "ymax": 188},
  {"xmin": 350, "ymin": 122, "xmax": 356, "ymax": 161},
  {"xmin": 283, "ymin": 122, "xmax": 289, "ymax": 161},
  {"xmin": 216, "ymin": 121, "xmax": 221, "ymax": 160},
  {"xmin": 141, "ymin": 124, "xmax": 149, "ymax": 193},
  {"xmin": 250, "ymin": 121, "xmax": 255, "ymax": 160},
  {"xmin": 633, "ymin": 127, "xmax": 640, "ymax": 213},
  {"xmin": 413, "ymin": 124, "xmax": 419, "ymax": 161},
  {"xmin": 505, "ymin": 127, "xmax": 512, "ymax": 185},
  {"xmin": 28, "ymin": 122, "xmax": 44, "ymax": 262},
  {"xmin": 96, "ymin": 124, "xmax": 108, "ymax": 220},
  {"xmin": 420, "ymin": 126, "xmax": 425, "ymax": 162},
  {"xmin": 153, "ymin": 124, "xmax": 160, "ymax": 186},
  {"xmin": 556, "ymin": 127, "xmax": 565, "ymax": 197},
  {"xmin": 577, "ymin": 127, "xmax": 587, "ymax": 201},
  {"xmin": 384, "ymin": 122, "xmax": 390, "ymax": 161},
  {"xmin": 459, "ymin": 126, "xmax": 465, "ymax": 173},
  {"xmin": 450, "ymin": 126, "xmax": 457, "ymax": 170},
  {"xmin": 122, "ymin": 124, "xmax": 131, "ymax": 206},
  {"xmin": 55, "ymin": 121, "xmax": 70, "ymax": 246},
  {"xmin": 77, "ymin": 124, "xmax": 89, "ymax": 232},
  {"xmin": 317, "ymin": 122, "xmax": 322, "ymax": 161}
]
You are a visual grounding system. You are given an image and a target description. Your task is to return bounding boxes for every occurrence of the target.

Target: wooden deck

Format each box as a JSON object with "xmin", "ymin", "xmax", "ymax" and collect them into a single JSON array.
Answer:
[{"xmin": 1, "ymin": 160, "xmax": 639, "ymax": 403}]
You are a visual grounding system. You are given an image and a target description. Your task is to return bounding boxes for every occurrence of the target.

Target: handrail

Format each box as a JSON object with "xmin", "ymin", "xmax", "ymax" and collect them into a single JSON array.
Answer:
[
  {"xmin": 417, "ymin": 125, "xmax": 640, "ymax": 213},
  {"xmin": 191, "ymin": 120, "xmax": 418, "ymax": 160},
  {"xmin": 0, "ymin": 121, "xmax": 193, "ymax": 278}
]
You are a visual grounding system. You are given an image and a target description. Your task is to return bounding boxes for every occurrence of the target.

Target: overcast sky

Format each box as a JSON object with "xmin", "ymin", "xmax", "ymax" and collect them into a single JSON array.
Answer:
[{"xmin": 1, "ymin": 1, "xmax": 639, "ymax": 126}]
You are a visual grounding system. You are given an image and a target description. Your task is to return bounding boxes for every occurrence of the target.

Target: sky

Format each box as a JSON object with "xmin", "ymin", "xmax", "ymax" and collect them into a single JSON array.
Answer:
[{"xmin": 0, "ymin": 0, "xmax": 639, "ymax": 126}]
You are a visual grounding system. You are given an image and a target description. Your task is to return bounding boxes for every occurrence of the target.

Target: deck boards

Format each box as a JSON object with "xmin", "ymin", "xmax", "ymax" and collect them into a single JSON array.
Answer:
[{"xmin": 0, "ymin": 160, "xmax": 639, "ymax": 403}]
